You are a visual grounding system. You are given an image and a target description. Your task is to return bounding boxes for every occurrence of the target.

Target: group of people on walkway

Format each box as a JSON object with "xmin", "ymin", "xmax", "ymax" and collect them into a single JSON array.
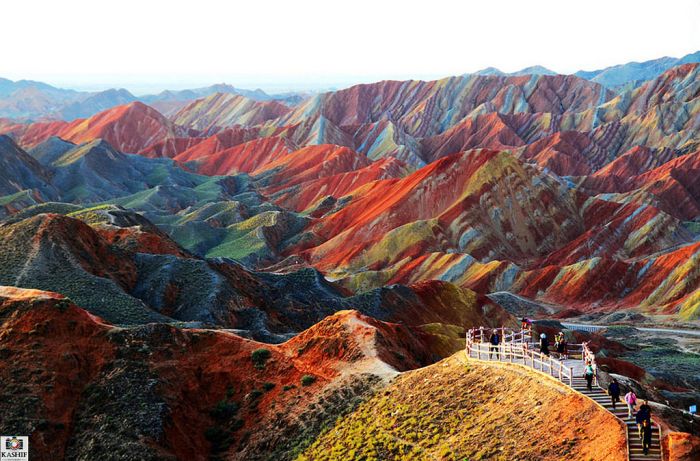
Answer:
[
  {"xmin": 479, "ymin": 324, "xmax": 657, "ymax": 456},
  {"xmin": 484, "ymin": 325, "xmax": 570, "ymax": 361},
  {"xmin": 537, "ymin": 331, "xmax": 568, "ymax": 359},
  {"xmin": 608, "ymin": 380, "xmax": 655, "ymax": 455}
]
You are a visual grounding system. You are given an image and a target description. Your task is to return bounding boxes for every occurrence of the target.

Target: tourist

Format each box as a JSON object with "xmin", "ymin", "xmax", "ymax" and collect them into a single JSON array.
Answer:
[
  {"xmin": 641, "ymin": 419, "xmax": 653, "ymax": 455},
  {"xmin": 489, "ymin": 330, "xmax": 500, "ymax": 360},
  {"xmin": 555, "ymin": 332, "xmax": 567, "ymax": 359},
  {"xmin": 583, "ymin": 361, "xmax": 595, "ymax": 391},
  {"xmin": 560, "ymin": 337, "xmax": 568, "ymax": 359},
  {"xmin": 539, "ymin": 333, "xmax": 549, "ymax": 356},
  {"xmin": 607, "ymin": 378, "xmax": 621, "ymax": 410},
  {"xmin": 521, "ymin": 318, "xmax": 533, "ymax": 336},
  {"xmin": 637, "ymin": 399, "xmax": 652, "ymax": 439},
  {"xmin": 624, "ymin": 390, "xmax": 638, "ymax": 419}
]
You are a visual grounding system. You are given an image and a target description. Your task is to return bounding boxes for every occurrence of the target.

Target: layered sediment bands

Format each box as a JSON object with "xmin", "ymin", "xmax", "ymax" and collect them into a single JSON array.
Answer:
[{"xmin": 0, "ymin": 102, "xmax": 186, "ymax": 153}]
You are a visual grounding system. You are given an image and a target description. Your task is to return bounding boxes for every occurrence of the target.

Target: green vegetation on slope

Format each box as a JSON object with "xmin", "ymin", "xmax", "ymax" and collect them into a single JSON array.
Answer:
[{"xmin": 297, "ymin": 355, "xmax": 626, "ymax": 461}]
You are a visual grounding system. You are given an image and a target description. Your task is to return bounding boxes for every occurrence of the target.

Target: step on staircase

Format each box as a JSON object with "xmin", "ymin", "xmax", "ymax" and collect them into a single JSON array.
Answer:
[
  {"xmin": 570, "ymin": 377, "xmax": 661, "ymax": 460},
  {"xmin": 465, "ymin": 327, "xmax": 663, "ymax": 461}
]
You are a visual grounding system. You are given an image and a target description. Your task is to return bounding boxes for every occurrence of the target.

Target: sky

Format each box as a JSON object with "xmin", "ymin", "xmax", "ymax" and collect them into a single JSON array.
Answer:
[{"xmin": 2, "ymin": 0, "xmax": 700, "ymax": 94}]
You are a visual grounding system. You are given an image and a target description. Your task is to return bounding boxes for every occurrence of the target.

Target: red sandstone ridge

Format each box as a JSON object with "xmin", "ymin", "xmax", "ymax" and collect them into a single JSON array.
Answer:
[
  {"xmin": 138, "ymin": 136, "xmax": 207, "ymax": 159},
  {"xmin": 419, "ymin": 113, "xmax": 526, "ymax": 162},
  {"xmin": 517, "ymin": 130, "xmax": 612, "ymax": 176},
  {"xmin": 94, "ymin": 222, "xmax": 192, "ymax": 258},
  {"xmin": 269, "ymin": 156, "xmax": 408, "ymax": 212},
  {"xmin": 0, "ymin": 287, "xmax": 441, "ymax": 461},
  {"xmin": 251, "ymin": 144, "xmax": 409, "ymax": 211},
  {"xmin": 21, "ymin": 213, "xmax": 139, "ymax": 291},
  {"xmin": 589, "ymin": 146, "xmax": 680, "ymax": 179},
  {"xmin": 302, "ymin": 148, "xmax": 586, "ymax": 270},
  {"xmin": 254, "ymin": 144, "xmax": 373, "ymax": 182},
  {"xmin": 177, "ymin": 135, "xmax": 294, "ymax": 175},
  {"xmin": 612, "ymin": 63, "xmax": 700, "ymax": 116},
  {"xmin": 170, "ymin": 93, "xmax": 291, "ymax": 133},
  {"xmin": 0, "ymin": 102, "xmax": 185, "ymax": 153},
  {"xmin": 280, "ymin": 74, "xmax": 610, "ymax": 139},
  {"xmin": 170, "ymin": 126, "xmax": 264, "ymax": 162},
  {"xmin": 580, "ymin": 149, "xmax": 700, "ymax": 220},
  {"xmin": 0, "ymin": 287, "xmax": 116, "ymax": 460}
]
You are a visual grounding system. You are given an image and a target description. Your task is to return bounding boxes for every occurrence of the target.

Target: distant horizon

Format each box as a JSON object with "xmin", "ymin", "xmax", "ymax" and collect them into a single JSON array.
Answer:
[{"xmin": 3, "ymin": 47, "xmax": 700, "ymax": 97}]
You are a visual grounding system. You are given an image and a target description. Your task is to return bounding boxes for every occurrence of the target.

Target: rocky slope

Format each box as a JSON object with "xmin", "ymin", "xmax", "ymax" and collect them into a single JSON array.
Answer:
[
  {"xmin": 0, "ymin": 207, "xmax": 514, "ymax": 340},
  {"xmin": 0, "ymin": 101, "xmax": 186, "ymax": 153},
  {"xmin": 1, "ymin": 65, "xmax": 700, "ymax": 326},
  {"xmin": 0, "ymin": 287, "xmax": 501, "ymax": 461},
  {"xmin": 170, "ymin": 93, "xmax": 292, "ymax": 133}
]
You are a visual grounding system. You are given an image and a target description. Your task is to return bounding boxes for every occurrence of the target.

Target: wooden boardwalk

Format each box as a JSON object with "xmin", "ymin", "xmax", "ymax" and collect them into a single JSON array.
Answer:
[{"xmin": 465, "ymin": 328, "xmax": 662, "ymax": 461}]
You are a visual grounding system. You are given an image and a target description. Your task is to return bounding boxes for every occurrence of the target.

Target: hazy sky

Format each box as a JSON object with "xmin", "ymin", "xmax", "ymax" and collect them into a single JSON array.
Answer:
[{"xmin": 2, "ymin": 0, "xmax": 700, "ymax": 94}]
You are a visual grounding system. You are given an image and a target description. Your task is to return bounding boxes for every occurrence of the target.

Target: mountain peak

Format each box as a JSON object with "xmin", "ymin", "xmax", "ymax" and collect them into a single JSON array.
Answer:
[
  {"xmin": 472, "ymin": 66, "xmax": 505, "ymax": 76},
  {"xmin": 515, "ymin": 65, "xmax": 557, "ymax": 75}
]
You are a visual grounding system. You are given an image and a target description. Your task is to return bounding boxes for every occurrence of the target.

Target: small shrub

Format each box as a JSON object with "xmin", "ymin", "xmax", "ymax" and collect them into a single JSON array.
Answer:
[
  {"xmin": 55, "ymin": 298, "xmax": 72, "ymax": 312},
  {"xmin": 247, "ymin": 389, "xmax": 263, "ymax": 410},
  {"xmin": 300, "ymin": 375, "xmax": 316, "ymax": 387},
  {"xmin": 251, "ymin": 348, "xmax": 271, "ymax": 370},
  {"xmin": 282, "ymin": 384, "xmax": 295, "ymax": 392},
  {"xmin": 209, "ymin": 400, "xmax": 239, "ymax": 421},
  {"xmin": 262, "ymin": 382, "xmax": 275, "ymax": 392}
]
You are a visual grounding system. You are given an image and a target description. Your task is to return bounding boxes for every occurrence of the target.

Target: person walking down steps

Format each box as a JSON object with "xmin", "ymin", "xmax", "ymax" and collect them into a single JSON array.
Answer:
[
  {"xmin": 583, "ymin": 361, "xmax": 595, "ymax": 391},
  {"xmin": 607, "ymin": 378, "xmax": 621, "ymax": 410},
  {"xmin": 489, "ymin": 330, "xmax": 500, "ymax": 360},
  {"xmin": 625, "ymin": 389, "xmax": 638, "ymax": 419},
  {"xmin": 637, "ymin": 399, "xmax": 652, "ymax": 439},
  {"xmin": 641, "ymin": 418, "xmax": 653, "ymax": 455}
]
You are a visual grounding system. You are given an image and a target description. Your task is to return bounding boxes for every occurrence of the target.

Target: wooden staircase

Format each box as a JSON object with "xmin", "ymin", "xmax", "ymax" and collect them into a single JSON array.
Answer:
[{"xmin": 465, "ymin": 327, "xmax": 663, "ymax": 461}]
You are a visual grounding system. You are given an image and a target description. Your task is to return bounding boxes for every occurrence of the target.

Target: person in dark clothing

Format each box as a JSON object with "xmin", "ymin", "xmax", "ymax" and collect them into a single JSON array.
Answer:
[
  {"xmin": 555, "ymin": 332, "xmax": 568, "ymax": 359},
  {"xmin": 489, "ymin": 331, "xmax": 500, "ymax": 360},
  {"xmin": 539, "ymin": 333, "xmax": 549, "ymax": 356},
  {"xmin": 637, "ymin": 400, "xmax": 652, "ymax": 439},
  {"xmin": 560, "ymin": 337, "xmax": 568, "ymax": 359},
  {"xmin": 608, "ymin": 379, "xmax": 621, "ymax": 410},
  {"xmin": 641, "ymin": 419, "xmax": 653, "ymax": 455},
  {"xmin": 583, "ymin": 362, "xmax": 595, "ymax": 391}
]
